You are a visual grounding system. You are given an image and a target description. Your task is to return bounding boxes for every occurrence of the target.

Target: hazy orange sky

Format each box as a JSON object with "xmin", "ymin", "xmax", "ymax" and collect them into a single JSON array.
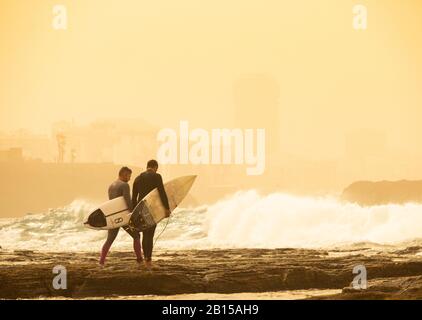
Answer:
[{"xmin": 1, "ymin": 0, "xmax": 422, "ymax": 163}]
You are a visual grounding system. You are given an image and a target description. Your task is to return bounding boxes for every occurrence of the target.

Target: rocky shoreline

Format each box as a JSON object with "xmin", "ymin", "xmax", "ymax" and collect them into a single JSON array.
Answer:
[
  {"xmin": 1, "ymin": 247, "xmax": 422, "ymax": 299},
  {"xmin": 341, "ymin": 180, "xmax": 422, "ymax": 206}
]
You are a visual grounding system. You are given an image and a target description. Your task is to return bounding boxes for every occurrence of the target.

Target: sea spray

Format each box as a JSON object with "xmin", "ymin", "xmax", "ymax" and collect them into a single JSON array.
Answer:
[{"xmin": 1, "ymin": 191, "xmax": 422, "ymax": 251}]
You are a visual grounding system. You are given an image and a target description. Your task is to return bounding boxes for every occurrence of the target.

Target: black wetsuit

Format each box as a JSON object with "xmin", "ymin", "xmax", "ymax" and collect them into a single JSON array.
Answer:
[{"xmin": 132, "ymin": 169, "xmax": 170, "ymax": 260}]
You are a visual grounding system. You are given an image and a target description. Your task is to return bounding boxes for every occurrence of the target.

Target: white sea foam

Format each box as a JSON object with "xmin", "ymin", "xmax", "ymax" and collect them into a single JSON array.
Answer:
[{"xmin": 1, "ymin": 190, "xmax": 422, "ymax": 251}]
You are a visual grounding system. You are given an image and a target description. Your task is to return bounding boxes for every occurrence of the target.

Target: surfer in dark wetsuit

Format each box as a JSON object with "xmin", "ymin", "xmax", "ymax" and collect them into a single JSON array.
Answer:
[
  {"xmin": 99, "ymin": 167, "xmax": 143, "ymax": 266},
  {"xmin": 132, "ymin": 159, "xmax": 170, "ymax": 269}
]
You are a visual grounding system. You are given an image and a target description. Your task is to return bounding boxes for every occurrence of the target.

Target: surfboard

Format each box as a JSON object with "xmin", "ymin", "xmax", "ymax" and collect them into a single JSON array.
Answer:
[
  {"xmin": 84, "ymin": 175, "xmax": 197, "ymax": 230},
  {"xmin": 128, "ymin": 175, "xmax": 197, "ymax": 231},
  {"xmin": 84, "ymin": 196, "xmax": 131, "ymax": 230}
]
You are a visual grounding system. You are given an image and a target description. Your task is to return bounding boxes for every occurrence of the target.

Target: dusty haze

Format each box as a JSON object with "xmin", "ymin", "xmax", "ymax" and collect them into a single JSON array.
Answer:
[{"xmin": 1, "ymin": 0, "xmax": 422, "ymax": 217}]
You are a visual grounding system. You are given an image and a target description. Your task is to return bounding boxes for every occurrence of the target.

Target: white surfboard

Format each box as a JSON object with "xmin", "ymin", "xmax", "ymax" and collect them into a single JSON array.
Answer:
[
  {"xmin": 84, "ymin": 175, "xmax": 197, "ymax": 230},
  {"xmin": 84, "ymin": 196, "xmax": 131, "ymax": 230},
  {"xmin": 130, "ymin": 175, "xmax": 197, "ymax": 231}
]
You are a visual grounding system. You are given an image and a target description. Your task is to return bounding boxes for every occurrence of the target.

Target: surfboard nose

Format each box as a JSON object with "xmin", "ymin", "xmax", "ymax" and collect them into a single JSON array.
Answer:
[
  {"xmin": 184, "ymin": 175, "xmax": 197, "ymax": 188},
  {"xmin": 188, "ymin": 175, "xmax": 197, "ymax": 181},
  {"xmin": 173, "ymin": 175, "xmax": 197, "ymax": 199}
]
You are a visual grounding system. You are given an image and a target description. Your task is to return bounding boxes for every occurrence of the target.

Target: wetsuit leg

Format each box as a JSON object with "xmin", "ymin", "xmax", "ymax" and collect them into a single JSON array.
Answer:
[
  {"xmin": 123, "ymin": 226, "xmax": 142, "ymax": 262},
  {"xmin": 142, "ymin": 225, "xmax": 157, "ymax": 261},
  {"xmin": 99, "ymin": 228, "xmax": 119, "ymax": 265}
]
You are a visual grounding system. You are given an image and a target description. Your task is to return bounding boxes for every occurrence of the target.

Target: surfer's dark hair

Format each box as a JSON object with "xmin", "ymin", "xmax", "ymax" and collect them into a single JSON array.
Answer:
[
  {"xmin": 147, "ymin": 159, "xmax": 159, "ymax": 169},
  {"xmin": 119, "ymin": 166, "xmax": 132, "ymax": 176}
]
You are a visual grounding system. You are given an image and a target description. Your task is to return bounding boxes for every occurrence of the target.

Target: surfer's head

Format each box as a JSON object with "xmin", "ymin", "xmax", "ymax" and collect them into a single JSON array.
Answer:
[
  {"xmin": 118, "ymin": 166, "xmax": 132, "ymax": 182},
  {"xmin": 146, "ymin": 159, "xmax": 159, "ymax": 172}
]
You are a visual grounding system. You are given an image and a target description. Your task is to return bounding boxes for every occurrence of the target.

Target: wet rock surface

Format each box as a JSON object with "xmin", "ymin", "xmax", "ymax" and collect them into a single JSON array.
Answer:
[{"xmin": 1, "ymin": 247, "xmax": 422, "ymax": 299}]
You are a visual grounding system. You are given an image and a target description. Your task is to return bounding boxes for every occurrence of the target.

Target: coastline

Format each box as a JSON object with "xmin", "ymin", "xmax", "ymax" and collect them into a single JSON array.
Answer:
[{"xmin": 1, "ymin": 247, "xmax": 422, "ymax": 300}]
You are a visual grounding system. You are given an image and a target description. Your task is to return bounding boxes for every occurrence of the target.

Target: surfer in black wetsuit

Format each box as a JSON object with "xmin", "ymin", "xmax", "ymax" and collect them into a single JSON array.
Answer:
[
  {"xmin": 99, "ymin": 167, "xmax": 143, "ymax": 266},
  {"xmin": 132, "ymin": 159, "xmax": 170, "ymax": 269}
]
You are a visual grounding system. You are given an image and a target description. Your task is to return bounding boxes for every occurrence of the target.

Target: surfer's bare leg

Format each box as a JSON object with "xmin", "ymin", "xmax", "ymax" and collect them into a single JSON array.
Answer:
[
  {"xmin": 142, "ymin": 225, "xmax": 156, "ymax": 264},
  {"xmin": 99, "ymin": 228, "xmax": 119, "ymax": 265}
]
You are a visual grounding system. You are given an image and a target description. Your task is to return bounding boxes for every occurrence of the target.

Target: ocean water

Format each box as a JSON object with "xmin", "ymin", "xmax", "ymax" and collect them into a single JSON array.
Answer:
[{"xmin": 1, "ymin": 190, "xmax": 422, "ymax": 252}]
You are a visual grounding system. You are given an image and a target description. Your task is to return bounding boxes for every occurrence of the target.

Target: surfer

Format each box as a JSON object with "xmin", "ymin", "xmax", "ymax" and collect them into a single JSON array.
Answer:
[
  {"xmin": 132, "ymin": 159, "xmax": 170, "ymax": 269},
  {"xmin": 99, "ymin": 166, "xmax": 143, "ymax": 266}
]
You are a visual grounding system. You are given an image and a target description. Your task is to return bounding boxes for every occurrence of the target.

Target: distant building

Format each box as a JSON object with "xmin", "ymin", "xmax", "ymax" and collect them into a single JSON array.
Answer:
[
  {"xmin": 0, "ymin": 131, "xmax": 54, "ymax": 162},
  {"xmin": 0, "ymin": 148, "xmax": 23, "ymax": 162},
  {"xmin": 233, "ymin": 74, "xmax": 281, "ymax": 163},
  {"xmin": 51, "ymin": 119, "xmax": 159, "ymax": 166}
]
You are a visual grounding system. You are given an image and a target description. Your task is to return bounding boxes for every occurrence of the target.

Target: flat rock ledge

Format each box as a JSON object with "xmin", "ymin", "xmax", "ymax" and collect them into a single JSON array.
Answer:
[{"xmin": 1, "ymin": 247, "xmax": 422, "ymax": 299}]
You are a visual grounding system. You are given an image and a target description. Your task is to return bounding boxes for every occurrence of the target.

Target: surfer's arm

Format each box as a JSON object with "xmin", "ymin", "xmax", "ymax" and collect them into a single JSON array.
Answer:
[
  {"xmin": 122, "ymin": 183, "xmax": 133, "ymax": 211},
  {"xmin": 132, "ymin": 178, "xmax": 139, "ymax": 209},
  {"xmin": 156, "ymin": 174, "xmax": 170, "ymax": 210}
]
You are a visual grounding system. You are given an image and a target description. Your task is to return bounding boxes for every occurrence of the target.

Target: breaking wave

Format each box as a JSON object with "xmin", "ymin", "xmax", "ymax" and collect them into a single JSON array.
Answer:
[{"xmin": 1, "ymin": 190, "xmax": 422, "ymax": 251}]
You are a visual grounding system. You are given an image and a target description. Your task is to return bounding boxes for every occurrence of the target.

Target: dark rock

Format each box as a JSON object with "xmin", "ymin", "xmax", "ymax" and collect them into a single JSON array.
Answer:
[
  {"xmin": 341, "ymin": 180, "xmax": 422, "ymax": 206},
  {"xmin": 314, "ymin": 276, "xmax": 422, "ymax": 300},
  {"xmin": 1, "ymin": 248, "xmax": 422, "ymax": 299}
]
